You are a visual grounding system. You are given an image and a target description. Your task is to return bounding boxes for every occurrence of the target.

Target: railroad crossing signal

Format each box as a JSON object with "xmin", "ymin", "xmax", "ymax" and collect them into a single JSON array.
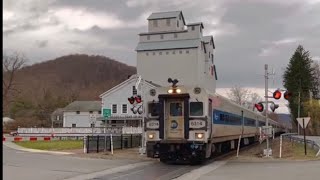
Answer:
[
  {"xmin": 128, "ymin": 95, "xmax": 143, "ymax": 114},
  {"xmin": 255, "ymin": 103, "xmax": 264, "ymax": 112},
  {"xmin": 270, "ymin": 103, "xmax": 279, "ymax": 112},
  {"xmin": 273, "ymin": 90, "xmax": 282, "ymax": 99}
]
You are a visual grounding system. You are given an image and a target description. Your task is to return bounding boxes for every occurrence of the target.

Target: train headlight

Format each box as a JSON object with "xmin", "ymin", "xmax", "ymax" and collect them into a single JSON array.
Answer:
[
  {"xmin": 176, "ymin": 88, "xmax": 181, "ymax": 93},
  {"xmin": 148, "ymin": 134, "xmax": 154, "ymax": 139},
  {"xmin": 195, "ymin": 133, "xmax": 204, "ymax": 139},
  {"xmin": 168, "ymin": 89, "xmax": 173, "ymax": 94}
]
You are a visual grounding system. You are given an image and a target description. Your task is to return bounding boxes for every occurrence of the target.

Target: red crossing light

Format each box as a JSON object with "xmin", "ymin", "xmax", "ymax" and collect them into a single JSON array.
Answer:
[
  {"xmin": 273, "ymin": 90, "xmax": 282, "ymax": 100},
  {"xmin": 135, "ymin": 95, "xmax": 142, "ymax": 103},
  {"xmin": 284, "ymin": 91, "xmax": 292, "ymax": 100},
  {"xmin": 128, "ymin": 96, "xmax": 135, "ymax": 104},
  {"xmin": 254, "ymin": 103, "xmax": 264, "ymax": 112}
]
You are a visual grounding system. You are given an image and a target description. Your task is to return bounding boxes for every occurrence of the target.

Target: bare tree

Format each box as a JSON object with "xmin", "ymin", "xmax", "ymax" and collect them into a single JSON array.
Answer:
[
  {"xmin": 248, "ymin": 92, "xmax": 263, "ymax": 111},
  {"xmin": 3, "ymin": 52, "xmax": 27, "ymax": 115},
  {"xmin": 227, "ymin": 85, "xmax": 251, "ymax": 106}
]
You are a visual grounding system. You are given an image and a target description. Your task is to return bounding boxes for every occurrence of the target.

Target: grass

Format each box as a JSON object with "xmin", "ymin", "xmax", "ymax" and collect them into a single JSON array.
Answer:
[
  {"xmin": 15, "ymin": 140, "xmax": 83, "ymax": 151},
  {"xmin": 292, "ymin": 142, "xmax": 320, "ymax": 159}
]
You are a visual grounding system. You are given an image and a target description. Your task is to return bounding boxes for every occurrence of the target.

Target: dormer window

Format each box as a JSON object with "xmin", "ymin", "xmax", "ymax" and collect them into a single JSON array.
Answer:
[
  {"xmin": 166, "ymin": 19, "xmax": 170, "ymax": 26},
  {"xmin": 153, "ymin": 20, "xmax": 158, "ymax": 27}
]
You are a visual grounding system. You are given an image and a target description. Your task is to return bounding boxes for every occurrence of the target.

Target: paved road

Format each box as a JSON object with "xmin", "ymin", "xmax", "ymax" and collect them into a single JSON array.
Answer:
[
  {"xmin": 93, "ymin": 162, "xmax": 200, "ymax": 180},
  {"xmin": 3, "ymin": 144, "xmax": 144, "ymax": 180}
]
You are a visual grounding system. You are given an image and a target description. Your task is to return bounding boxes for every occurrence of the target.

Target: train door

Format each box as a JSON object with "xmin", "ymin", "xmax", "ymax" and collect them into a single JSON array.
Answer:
[{"xmin": 165, "ymin": 100, "xmax": 185, "ymax": 139}]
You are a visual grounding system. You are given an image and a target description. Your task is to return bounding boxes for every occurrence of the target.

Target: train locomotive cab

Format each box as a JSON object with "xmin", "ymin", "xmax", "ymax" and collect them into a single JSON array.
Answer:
[{"xmin": 145, "ymin": 84, "xmax": 211, "ymax": 164}]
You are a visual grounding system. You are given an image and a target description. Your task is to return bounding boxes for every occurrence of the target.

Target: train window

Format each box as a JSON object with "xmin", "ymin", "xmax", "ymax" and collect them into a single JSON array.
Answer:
[
  {"xmin": 190, "ymin": 102, "xmax": 203, "ymax": 116},
  {"xmin": 148, "ymin": 103, "xmax": 160, "ymax": 116},
  {"xmin": 170, "ymin": 102, "xmax": 183, "ymax": 116}
]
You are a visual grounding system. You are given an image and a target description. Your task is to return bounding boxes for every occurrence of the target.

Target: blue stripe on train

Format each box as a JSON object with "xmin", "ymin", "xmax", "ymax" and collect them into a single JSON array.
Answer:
[{"xmin": 212, "ymin": 110, "xmax": 258, "ymax": 127}]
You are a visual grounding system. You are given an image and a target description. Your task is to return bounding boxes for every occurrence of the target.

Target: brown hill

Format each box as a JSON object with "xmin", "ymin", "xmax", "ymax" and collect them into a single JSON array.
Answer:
[
  {"xmin": 15, "ymin": 54, "xmax": 136, "ymax": 102},
  {"xmin": 3, "ymin": 54, "xmax": 136, "ymax": 127}
]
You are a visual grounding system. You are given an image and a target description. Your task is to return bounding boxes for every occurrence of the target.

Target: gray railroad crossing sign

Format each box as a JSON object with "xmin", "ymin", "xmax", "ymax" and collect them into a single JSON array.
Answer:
[{"xmin": 296, "ymin": 117, "xmax": 310, "ymax": 129}]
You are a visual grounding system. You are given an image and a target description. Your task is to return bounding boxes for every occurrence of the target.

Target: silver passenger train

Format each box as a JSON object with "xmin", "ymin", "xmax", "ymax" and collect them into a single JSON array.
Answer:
[{"xmin": 143, "ymin": 82, "xmax": 286, "ymax": 164}]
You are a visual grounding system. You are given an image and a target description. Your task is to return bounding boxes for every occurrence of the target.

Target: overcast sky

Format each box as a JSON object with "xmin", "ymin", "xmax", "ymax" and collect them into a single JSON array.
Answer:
[{"xmin": 3, "ymin": 0, "xmax": 320, "ymax": 113}]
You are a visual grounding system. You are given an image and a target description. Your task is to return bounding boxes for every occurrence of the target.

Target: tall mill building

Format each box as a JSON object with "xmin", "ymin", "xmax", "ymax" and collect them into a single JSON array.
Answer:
[{"xmin": 136, "ymin": 11, "xmax": 217, "ymax": 93}]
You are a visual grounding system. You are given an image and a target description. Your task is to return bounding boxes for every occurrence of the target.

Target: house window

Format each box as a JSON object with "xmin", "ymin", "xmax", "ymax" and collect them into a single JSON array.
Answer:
[
  {"xmin": 172, "ymin": 51, "xmax": 176, "ymax": 54},
  {"xmin": 166, "ymin": 51, "xmax": 169, "ymax": 55},
  {"xmin": 186, "ymin": 50, "xmax": 189, "ymax": 54},
  {"xmin": 179, "ymin": 14, "xmax": 181, "ymax": 20},
  {"xmin": 153, "ymin": 52, "xmax": 156, "ymax": 55},
  {"xmin": 89, "ymin": 111, "xmax": 93, "ymax": 114},
  {"xmin": 153, "ymin": 20, "xmax": 158, "ymax": 27},
  {"xmin": 160, "ymin": 34, "xmax": 164, "ymax": 39},
  {"xmin": 174, "ymin": 33, "xmax": 177, "ymax": 38},
  {"xmin": 122, "ymin": 104, "xmax": 128, "ymax": 114},
  {"xmin": 177, "ymin": 20, "xmax": 179, "ymax": 27},
  {"xmin": 211, "ymin": 56, "xmax": 214, "ymax": 63},
  {"xmin": 147, "ymin": 35, "xmax": 150, "ymax": 40},
  {"xmin": 146, "ymin": 52, "xmax": 149, "ymax": 56},
  {"xmin": 166, "ymin": 19, "xmax": 170, "ymax": 26},
  {"xmin": 112, "ymin": 104, "xmax": 117, "ymax": 114},
  {"xmin": 159, "ymin": 52, "xmax": 162, "ymax": 55},
  {"xmin": 192, "ymin": 26, "xmax": 195, "ymax": 31},
  {"xmin": 132, "ymin": 86, "xmax": 137, "ymax": 95},
  {"xmin": 98, "ymin": 111, "xmax": 101, "ymax": 114},
  {"xmin": 209, "ymin": 52, "xmax": 211, "ymax": 58},
  {"xmin": 76, "ymin": 111, "xmax": 80, "ymax": 114},
  {"xmin": 200, "ymin": 27, "xmax": 202, "ymax": 33},
  {"xmin": 90, "ymin": 123, "xmax": 95, "ymax": 128},
  {"xmin": 179, "ymin": 50, "xmax": 182, "ymax": 54},
  {"xmin": 72, "ymin": 124, "xmax": 76, "ymax": 128}
]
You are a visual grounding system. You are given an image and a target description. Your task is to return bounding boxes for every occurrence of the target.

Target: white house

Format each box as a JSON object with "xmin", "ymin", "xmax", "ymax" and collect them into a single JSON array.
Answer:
[
  {"xmin": 98, "ymin": 74, "xmax": 159, "ymax": 127},
  {"xmin": 136, "ymin": 11, "xmax": 217, "ymax": 92},
  {"xmin": 63, "ymin": 101, "xmax": 102, "ymax": 127}
]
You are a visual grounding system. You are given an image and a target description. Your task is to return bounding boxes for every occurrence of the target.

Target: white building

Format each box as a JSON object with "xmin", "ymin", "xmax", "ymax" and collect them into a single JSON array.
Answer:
[
  {"xmin": 63, "ymin": 101, "xmax": 102, "ymax": 127},
  {"xmin": 136, "ymin": 11, "xmax": 217, "ymax": 93},
  {"xmin": 99, "ymin": 74, "xmax": 159, "ymax": 127}
]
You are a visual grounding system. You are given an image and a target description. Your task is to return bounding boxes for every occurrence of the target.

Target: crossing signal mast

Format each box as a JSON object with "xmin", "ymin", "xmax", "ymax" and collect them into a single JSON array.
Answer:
[{"xmin": 253, "ymin": 65, "xmax": 293, "ymax": 157}]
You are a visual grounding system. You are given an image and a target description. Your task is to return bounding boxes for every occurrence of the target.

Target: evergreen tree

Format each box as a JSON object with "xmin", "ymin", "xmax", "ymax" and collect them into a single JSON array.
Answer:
[{"xmin": 283, "ymin": 45, "xmax": 316, "ymax": 131}]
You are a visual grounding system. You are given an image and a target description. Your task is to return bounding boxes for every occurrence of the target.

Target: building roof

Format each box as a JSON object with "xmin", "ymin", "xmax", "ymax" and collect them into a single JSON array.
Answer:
[
  {"xmin": 203, "ymin": 36, "xmax": 215, "ymax": 49},
  {"xmin": 139, "ymin": 30, "xmax": 188, "ymax": 36},
  {"xmin": 135, "ymin": 39, "xmax": 200, "ymax": 51},
  {"xmin": 147, "ymin": 11, "xmax": 186, "ymax": 25},
  {"xmin": 63, "ymin": 101, "xmax": 101, "ymax": 112},
  {"xmin": 51, "ymin": 108, "xmax": 64, "ymax": 116},
  {"xmin": 187, "ymin": 22, "xmax": 204, "ymax": 28}
]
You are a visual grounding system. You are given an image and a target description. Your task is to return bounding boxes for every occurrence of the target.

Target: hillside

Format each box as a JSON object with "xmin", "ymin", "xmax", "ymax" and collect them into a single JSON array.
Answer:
[
  {"xmin": 15, "ymin": 54, "xmax": 136, "ymax": 101},
  {"xmin": 3, "ymin": 54, "xmax": 136, "ymax": 127}
]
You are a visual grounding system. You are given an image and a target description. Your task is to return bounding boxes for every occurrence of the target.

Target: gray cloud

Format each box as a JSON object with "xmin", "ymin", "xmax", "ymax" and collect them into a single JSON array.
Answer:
[
  {"xmin": 3, "ymin": 0, "xmax": 320, "ymax": 90},
  {"xmin": 36, "ymin": 40, "xmax": 49, "ymax": 48}
]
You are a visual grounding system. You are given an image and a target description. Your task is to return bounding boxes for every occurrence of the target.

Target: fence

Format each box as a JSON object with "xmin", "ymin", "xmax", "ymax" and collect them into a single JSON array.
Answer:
[
  {"xmin": 281, "ymin": 134, "xmax": 320, "ymax": 157},
  {"xmin": 17, "ymin": 127, "xmax": 142, "ymax": 136},
  {"xmin": 85, "ymin": 134, "xmax": 142, "ymax": 153}
]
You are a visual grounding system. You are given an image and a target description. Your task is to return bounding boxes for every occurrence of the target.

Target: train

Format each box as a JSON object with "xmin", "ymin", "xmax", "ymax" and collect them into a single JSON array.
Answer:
[{"xmin": 143, "ymin": 79, "xmax": 287, "ymax": 164}]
